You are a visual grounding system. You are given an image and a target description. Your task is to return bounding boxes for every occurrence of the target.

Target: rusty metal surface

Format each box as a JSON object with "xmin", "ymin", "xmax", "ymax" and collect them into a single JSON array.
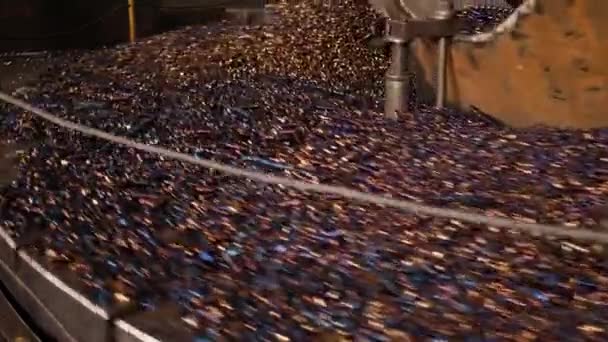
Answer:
[{"xmin": 412, "ymin": 0, "xmax": 608, "ymax": 128}]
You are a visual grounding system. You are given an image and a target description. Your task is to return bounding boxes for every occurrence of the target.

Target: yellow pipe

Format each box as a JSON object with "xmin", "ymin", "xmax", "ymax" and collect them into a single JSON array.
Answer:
[{"xmin": 128, "ymin": 0, "xmax": 136, "ymax": 43}]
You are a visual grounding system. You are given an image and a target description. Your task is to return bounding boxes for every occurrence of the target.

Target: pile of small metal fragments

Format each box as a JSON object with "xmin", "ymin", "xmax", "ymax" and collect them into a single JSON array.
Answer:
[{"xmin": 1, "ymin": 1, "xmax": 608, "ymax": 340}]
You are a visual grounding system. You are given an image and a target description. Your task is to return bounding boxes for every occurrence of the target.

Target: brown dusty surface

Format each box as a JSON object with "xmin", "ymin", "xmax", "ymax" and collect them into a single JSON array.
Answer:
[{"xmin": 414, "ymin": 0, "xmax": 608, "ymax": 128}]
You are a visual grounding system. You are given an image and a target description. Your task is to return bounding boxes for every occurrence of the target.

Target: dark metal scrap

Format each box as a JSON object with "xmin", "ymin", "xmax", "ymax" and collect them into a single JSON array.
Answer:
[{"xmin": 0, "ymin": 1, "xmax": 607, "ymax": 340}]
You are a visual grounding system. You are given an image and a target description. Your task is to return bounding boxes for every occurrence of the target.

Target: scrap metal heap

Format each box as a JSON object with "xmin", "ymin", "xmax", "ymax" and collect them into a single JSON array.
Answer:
[{"xmin": 0, "ymin": 1, "xmax": 608, "ymax": 341}]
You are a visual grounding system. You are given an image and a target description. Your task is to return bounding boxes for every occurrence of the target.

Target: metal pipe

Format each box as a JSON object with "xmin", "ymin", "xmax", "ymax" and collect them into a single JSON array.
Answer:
[
  {"xmin": 435, "ymin": 37, "xmax": 448, "ymax": 108},
  {"xmin": 434, "ymin": 0, "xmax": 454, "ymax": 109},
  {"xmin": 128, "ymin": 0, "xmax": 136, "ymax": 43},
  {"xmin": 384, "ymin": 41, "xmax": 410, "ymax": 119}
]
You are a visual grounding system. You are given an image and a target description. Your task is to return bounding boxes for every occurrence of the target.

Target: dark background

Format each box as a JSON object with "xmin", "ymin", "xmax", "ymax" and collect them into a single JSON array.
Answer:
[{"xmin": 0, "ymin": 0, "xmax": 264, "ymax": 52}]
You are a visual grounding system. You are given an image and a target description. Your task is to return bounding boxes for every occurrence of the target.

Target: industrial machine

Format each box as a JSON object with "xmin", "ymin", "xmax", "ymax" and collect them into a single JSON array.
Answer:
[
  {"xmin": 370, "ymin": 0, "xmax": 608, "ymax": 128},
  {"xmin": 1, "ymin": 1, "xmax": 607, "ymax": 341}
]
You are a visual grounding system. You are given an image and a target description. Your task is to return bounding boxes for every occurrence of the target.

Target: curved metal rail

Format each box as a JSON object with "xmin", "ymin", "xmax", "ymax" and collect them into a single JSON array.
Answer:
[
  {"xmin": 370, "ymin": 0, "xmax": 517, "ymax": 21},
  {"xmin": 371, "ymin": 0, "xmax": 531, "ymax": 40},
  {"xmin": 454, "ymin": 0, "xmax": 536, "ymax": 43}
]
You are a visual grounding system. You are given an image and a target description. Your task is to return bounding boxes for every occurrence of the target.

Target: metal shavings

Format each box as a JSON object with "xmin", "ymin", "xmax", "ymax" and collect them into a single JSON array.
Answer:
[{"xmin": 0, "ymin": 0, "xmax": 607, "ymax": 340}]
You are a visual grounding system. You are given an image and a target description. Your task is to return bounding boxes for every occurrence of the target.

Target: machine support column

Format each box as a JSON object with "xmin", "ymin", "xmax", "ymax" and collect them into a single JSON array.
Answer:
[
  {"xmin": 384, "ymin": 41, "xmax": 410, "ymax": 120},
  {"xmin": 434, "ymin": 0, "xmax": 453, "ymax": 109},
  {"xmin": 435, "ymin": 37, "xmax": 448, "ymax": 108}
]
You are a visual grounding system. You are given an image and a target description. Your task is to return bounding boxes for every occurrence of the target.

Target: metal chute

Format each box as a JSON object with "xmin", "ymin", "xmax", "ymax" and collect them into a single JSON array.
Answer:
[
  {"xmin": 371, "ymin": 0, "xmax": 608, "ymax": 128},
  {"xmin": 410, "ymin": 0, "xmax": 608, "ymax": 128}
]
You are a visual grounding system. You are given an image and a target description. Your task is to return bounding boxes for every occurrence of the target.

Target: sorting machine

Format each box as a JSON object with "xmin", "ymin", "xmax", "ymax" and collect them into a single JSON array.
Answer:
[{"xmin": 372, "ymin": 0, "xmax": 608, "ymax": 128}]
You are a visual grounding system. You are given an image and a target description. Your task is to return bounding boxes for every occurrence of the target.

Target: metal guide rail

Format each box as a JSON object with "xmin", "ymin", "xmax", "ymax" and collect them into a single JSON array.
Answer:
[
  {"xmin": 0, "ymin": 285, "xmax": 41, "ymax": 342},
  {"xmin": 0, "ymin": 228, "xmax": 169, "ymax": 342}
]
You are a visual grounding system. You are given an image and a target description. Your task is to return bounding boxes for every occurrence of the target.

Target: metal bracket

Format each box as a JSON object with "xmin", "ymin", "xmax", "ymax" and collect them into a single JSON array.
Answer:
[
  {"xmin": 382, "ymin": 1, "xmax": 457, "ymax": 118},
  {"xmin": 385, "ymin": 17, "xmax": 462, "ymax": 43},
  {"xmin": 384, "ymin": 2, "xmax": 456, "ymax": 119}
]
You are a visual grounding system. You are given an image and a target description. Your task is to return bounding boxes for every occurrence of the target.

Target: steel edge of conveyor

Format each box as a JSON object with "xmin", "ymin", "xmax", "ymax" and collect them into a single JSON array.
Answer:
[
  {"xmin": 0, "ymin": 227, "xmax": 160, "ymax": 342},
  {"xmin": 0, "ymin": 272, "xmax": 42, "ymax": 342}
]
